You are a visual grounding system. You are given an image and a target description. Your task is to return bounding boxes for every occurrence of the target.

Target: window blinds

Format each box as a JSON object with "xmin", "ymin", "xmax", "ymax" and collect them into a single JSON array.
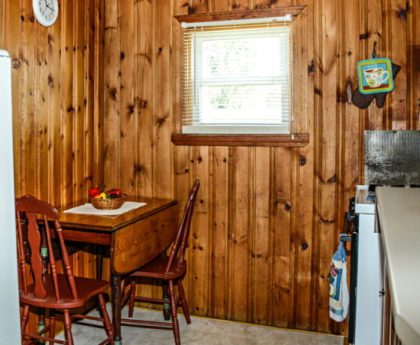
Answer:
[{"xmin": 182, "ymin": 16, "xmax": 292, "ymax": 134}]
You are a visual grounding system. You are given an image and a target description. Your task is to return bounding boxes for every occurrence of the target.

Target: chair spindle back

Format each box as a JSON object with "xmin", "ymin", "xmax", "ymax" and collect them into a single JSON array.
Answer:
[
  {"xmin": 165, "ymin": 179, "xmax": 200, "ymax": 273},
  {"xmin": 15, "ymin": 195, "xmax": 78, "ymax": 301}
]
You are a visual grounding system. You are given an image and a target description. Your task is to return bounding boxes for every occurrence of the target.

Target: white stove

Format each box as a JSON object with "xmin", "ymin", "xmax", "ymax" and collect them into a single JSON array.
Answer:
[
  {"xmin": 349, "ymin": 185, "xmax": 384, "ymax": 345},
  {"xmin": 346, "ymin": 130, "xmax": 420, "ymax": 344}
]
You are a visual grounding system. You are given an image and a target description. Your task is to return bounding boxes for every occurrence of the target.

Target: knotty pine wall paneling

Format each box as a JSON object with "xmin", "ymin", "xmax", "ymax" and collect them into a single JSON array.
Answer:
[
  {"xmin": 0, "ymin": 0, "xmax": 105, "ymax": 334},
  {"xmin": 314, "ymin": 0, "xmax": 338, "ymax": 333},
  {"xmin": 102, "ymin": 0, "xmax": 420, "ymax": 336},
  {"xmin": 1, "ymin": 0, "xmax": 104, "ymax": 211},
  {"xmin": 294, "ymin": 0, "xmax": 313, "ymax": 331}
]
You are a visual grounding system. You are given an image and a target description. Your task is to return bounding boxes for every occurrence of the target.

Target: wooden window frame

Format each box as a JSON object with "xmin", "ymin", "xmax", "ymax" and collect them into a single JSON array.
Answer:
[{"xmin": 172, "ymin": 7, "xmax": 310, "ymax": 147}]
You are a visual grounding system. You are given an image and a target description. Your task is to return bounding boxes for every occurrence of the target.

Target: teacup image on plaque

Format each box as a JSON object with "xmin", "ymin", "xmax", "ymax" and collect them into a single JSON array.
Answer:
[{"xmin": 357, "ymin": 57, "xmax": 394, "ymax": 95}]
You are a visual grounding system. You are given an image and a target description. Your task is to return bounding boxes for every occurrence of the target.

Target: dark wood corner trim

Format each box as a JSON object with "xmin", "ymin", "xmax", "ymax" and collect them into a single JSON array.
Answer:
[
  {"xmin": 171, "ymin": 133, "xmax": 309, "ymax": 147},
  {"xmin": 174, "ymin": 6, "xmax": 306, "ymax": 24}
]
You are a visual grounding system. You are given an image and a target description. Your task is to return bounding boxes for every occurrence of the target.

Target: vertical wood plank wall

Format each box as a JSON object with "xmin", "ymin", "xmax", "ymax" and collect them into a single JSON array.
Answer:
[
  {"xmin": 103, "ymin": 0, "xmax": 420, "ymax": 335},
  {"xmin": 0, "ymin": 0, "xmax": 104, "ymax": 334}
]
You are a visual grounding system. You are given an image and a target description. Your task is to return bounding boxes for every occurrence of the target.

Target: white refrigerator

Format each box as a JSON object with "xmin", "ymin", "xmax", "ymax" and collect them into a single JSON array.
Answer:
[{"xmin": 0, "ymin": 50, "xmax": 22, "ymax": 344}]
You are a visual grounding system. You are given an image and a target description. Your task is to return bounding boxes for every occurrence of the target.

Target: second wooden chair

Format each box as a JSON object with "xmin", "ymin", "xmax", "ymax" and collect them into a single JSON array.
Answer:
[{"xmin": 121, "ymin": 179, "xmax": 200, "ymax": 345}]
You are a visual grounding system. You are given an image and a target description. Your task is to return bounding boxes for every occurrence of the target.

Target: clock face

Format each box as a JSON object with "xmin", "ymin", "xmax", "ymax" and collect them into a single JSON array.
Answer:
[{"xmin": 33, "ymin": 0, "xmax": 59, "ymax": 27}]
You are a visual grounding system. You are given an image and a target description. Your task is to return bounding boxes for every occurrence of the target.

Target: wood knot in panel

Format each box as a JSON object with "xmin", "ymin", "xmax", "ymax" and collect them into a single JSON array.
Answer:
[
  {"xmin": 359, "ymin": 32, "xmax": 371, "ymax": 40},
  {"xmin": 109, "ymin": 87, "xmax": 117, "ymax": 100},
  {"xmin": 12, "ymin": 58, "xmax": 20, "ymax": 69},
  {"xmin": 320, "ymin": 217, "xmax": 335, "ymax": 224}
]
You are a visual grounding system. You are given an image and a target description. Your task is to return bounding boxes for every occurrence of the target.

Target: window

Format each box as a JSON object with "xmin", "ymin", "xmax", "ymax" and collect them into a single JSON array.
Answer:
[{"xmin": 182, "ymin": 16, "xmax": 292, "ymax": 135}]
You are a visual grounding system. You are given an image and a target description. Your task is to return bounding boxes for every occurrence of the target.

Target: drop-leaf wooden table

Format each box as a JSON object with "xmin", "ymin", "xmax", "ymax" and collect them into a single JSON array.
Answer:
[{"xmin": 58, "ymin": 197, "xmax": 179, "ymax": 345}]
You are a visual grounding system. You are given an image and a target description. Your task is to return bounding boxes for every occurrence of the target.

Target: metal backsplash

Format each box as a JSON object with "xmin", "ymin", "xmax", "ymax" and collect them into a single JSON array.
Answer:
[{"xmin": 364, "ymin": 130, "xmax": 420, "ymax": 186}]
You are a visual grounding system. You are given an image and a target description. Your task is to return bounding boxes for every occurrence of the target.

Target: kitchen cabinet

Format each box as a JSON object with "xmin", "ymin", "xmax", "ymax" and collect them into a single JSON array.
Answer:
[
  {"xmin": 376, "ymin": 187, "xmax": 420, "ymax": 345},
  {"xmin": 381, "ymin": 261, "xmax": 402, "ymax": 345}
]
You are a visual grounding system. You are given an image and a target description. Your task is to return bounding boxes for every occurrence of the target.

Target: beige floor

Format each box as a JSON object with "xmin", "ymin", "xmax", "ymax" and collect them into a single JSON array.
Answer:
[{"xmin": 57, "ymin": 306, "xmax": 345, "ymax": 345}]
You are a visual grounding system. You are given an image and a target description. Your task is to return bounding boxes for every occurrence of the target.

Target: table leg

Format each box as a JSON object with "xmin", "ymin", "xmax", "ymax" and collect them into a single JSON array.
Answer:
[
  {"xmin": 37, "ymin": 310, "xmax": 46, "ymax": 345},
  {"xmin": 112, "ymin": 274, "xmax": 123, "ymax": 345},
  {"xmin": 162, "ymin": 282, "xmax": 171, "ymax": 321},
  {"xmin": 96, "ymin": 245, "xmax": 103, "ymax": 280},
  {"xmin": 96, "ymin": 245, "xmax": 104, "ymax": 313},
  {"xmin": 39, "ymin": 234, "xmax": 48, "ymax": 344}
]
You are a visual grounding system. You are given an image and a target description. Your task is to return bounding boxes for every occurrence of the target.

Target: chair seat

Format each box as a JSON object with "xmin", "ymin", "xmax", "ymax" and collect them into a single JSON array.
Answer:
[
  {"xmin": 20, "ymin": 274, "xmax": 109, "ymax": 309},
  {"xmin": 130, "ymin": 255, "xmax": 187, "ymax": 280}
]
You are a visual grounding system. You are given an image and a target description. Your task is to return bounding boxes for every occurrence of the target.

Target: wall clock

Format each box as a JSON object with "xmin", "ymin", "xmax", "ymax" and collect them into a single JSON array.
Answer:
[{"xmin": 33, "ymin": 0, "xmax": 59, "ymax": 27}]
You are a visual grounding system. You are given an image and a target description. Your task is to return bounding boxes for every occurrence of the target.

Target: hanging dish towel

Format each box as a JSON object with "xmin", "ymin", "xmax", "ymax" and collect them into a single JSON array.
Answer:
[{"xmin": 329, "ymin": 242, "xmax": 349, "ymax": 322}]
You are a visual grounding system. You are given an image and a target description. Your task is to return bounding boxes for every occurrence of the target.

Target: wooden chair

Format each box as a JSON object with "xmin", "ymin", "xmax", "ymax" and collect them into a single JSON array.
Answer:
[
  {"xmin": 121, "ymin": 179, "xmax": 200, "ymax": 345},
  {"xmin": 16, "ymin": 195, "xmax": 114, "ymax": 345}
]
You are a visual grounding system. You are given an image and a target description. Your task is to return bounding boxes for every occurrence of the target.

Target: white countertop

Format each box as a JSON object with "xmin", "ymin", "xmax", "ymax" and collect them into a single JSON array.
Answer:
[{"xmin": 376, "ymin": 187, "xmax": 420, "ymax": 345}]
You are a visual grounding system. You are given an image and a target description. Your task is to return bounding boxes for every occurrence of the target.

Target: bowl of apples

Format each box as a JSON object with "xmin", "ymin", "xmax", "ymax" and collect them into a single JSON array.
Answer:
[{"xmin": 89, "ymin": 188, "xmax": 127, "ymax": 210}]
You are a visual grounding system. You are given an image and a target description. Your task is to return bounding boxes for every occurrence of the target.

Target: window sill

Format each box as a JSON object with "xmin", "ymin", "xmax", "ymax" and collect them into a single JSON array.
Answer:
[{"xmin": 171, "ymin": 133, "xmax": 309, "ymax": 147}]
